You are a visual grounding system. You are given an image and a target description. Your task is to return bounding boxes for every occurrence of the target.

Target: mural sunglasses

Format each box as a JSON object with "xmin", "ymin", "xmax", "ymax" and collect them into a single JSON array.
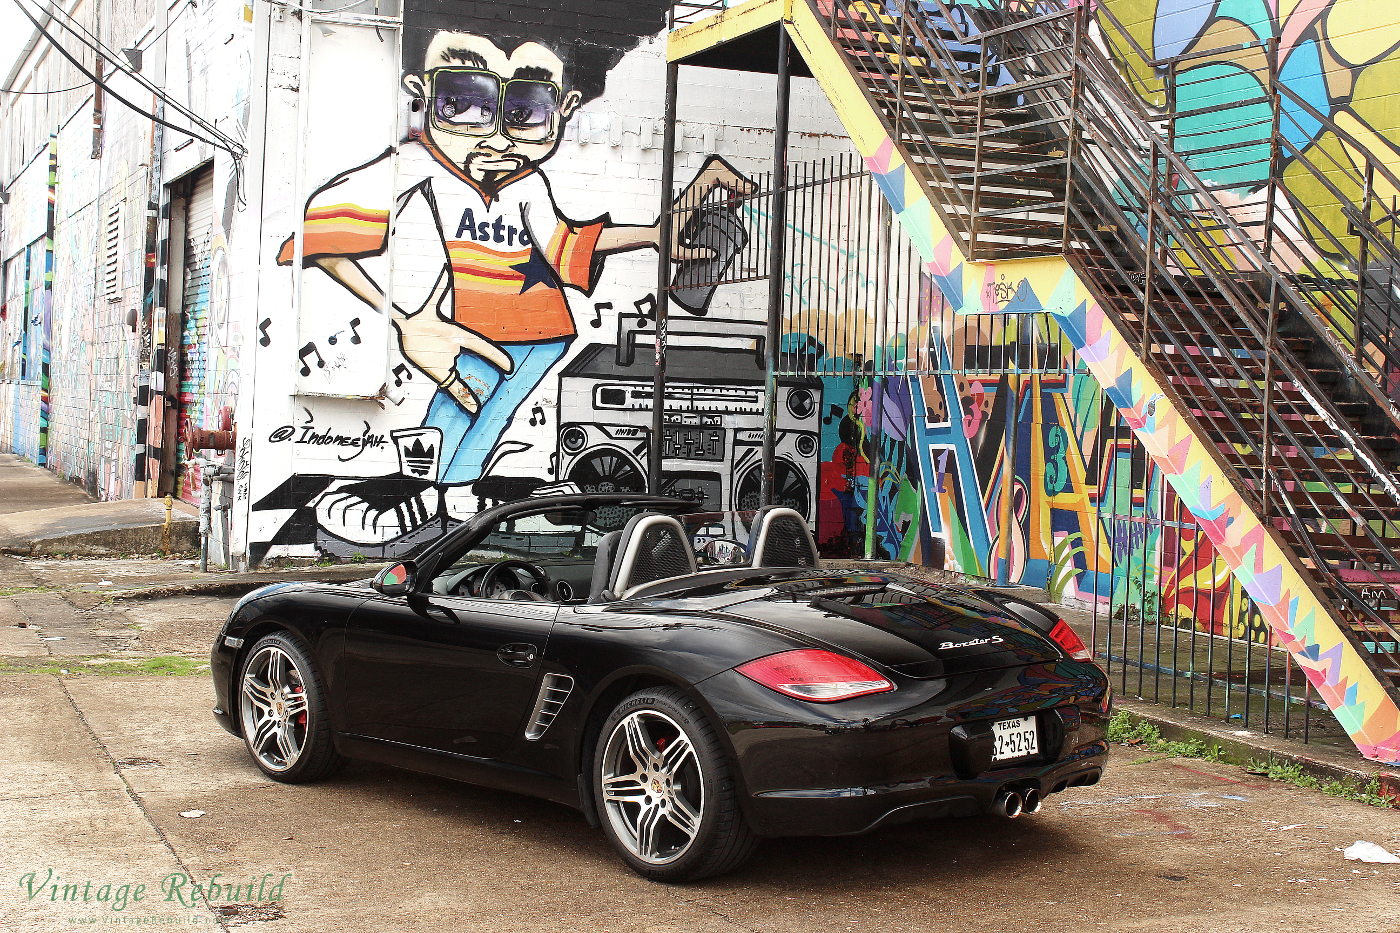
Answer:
[{"xmin": 427, "ymin": 68, "xmax": 562, "ymax": 143}]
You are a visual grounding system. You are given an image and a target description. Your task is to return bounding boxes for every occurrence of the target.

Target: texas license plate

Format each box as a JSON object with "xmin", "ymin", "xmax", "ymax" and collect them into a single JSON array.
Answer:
[{"xmin": 991, "ymin": 715, "xmax": 1039, "ymax": 762}]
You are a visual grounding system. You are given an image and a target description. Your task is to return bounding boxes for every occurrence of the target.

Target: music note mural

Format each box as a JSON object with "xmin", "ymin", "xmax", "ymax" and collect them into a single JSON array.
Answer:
[{"xmin": 297, "ymin": 342, "xmax": 325, "ymax": 377}]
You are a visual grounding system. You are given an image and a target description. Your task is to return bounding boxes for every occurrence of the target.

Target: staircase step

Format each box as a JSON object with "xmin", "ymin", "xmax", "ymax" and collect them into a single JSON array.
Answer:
[
  {"xmin": 1283, "ymin": 530, "xmax": 1400, "ymax": 565},
  {"xmin": 898, "ymin": 129, "xmax": 1060, "ymax": 153},
  {"xmin": 836, "ymin": 27, "xmax": 982, "ymax": 65},
  {"xmin": 1185, "ymin": 408, "xmax": 1399, "ymax": 448}
]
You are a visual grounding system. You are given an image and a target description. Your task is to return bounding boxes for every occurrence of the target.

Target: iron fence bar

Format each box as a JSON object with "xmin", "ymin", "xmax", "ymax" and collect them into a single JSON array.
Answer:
[
  {"xmin": 649, "ymin": 61, "xmax": 679, "ymax": 493},
  {"xmin": 761, "ymin": 28, "xmax": 792, "ymax": 508}
]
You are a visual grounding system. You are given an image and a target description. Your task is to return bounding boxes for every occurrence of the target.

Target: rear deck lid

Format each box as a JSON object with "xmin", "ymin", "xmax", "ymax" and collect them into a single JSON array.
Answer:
[{"xmin": 713, "ymin": 574, "xmax": 1063, "ymax": 677}]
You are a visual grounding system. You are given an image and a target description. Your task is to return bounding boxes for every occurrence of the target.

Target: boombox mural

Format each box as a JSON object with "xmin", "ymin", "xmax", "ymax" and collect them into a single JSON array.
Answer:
[{"xmin": 249, "ymin": 2, "xmax": 822, "ymax": 563}]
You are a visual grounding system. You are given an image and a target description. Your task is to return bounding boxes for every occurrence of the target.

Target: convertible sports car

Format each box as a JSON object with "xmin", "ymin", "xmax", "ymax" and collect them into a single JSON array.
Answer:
[{"xmin": 212, "ymin": 493, "xmax": 1110, "ymax": 881}]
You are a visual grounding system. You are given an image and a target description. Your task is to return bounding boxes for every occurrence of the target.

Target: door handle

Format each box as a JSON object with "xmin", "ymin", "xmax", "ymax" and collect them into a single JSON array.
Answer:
[{"xmin": 497, "ymin": 643, "xmax": 539, "ymax": 667}]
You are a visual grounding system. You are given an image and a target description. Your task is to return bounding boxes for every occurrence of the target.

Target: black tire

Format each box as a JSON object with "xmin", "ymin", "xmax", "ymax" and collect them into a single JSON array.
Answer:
[
  {"xmin": 236, "ymin": 630, "xmax": 346, "ymax": 784},
  {"xmin": 592, "ymin": 687, "xmax": 756, "ymax": 881}
]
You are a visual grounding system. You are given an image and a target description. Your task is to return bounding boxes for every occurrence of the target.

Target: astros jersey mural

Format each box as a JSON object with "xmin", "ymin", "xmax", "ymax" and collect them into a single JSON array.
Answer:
[{"xmin": 251, "ymin": 1, "xmax": 817, "ymax": 562}]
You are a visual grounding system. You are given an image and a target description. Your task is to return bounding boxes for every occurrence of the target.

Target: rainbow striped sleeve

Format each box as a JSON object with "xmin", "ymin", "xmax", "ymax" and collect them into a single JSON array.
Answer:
[
  {"xmin": 545, "ymin": 219, "xmax": 605, "ymax": 291},
  {"xmin": 277, "ymin": 203, "xmax": 390, "ymax": 264},
  {"xmin": 277, "ymin": 152, "xmax": 394, "ymax": 266}
]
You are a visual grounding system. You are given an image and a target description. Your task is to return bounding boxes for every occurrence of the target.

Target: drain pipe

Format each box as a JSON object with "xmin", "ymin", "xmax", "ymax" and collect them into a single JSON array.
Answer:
[
  {"xmin": 199, "ymin": 465, "xmax": 212, "ymax": 572},
  {"xmin": 188, "ymin": 426, "xmax": 237, "ymax": 572},
  {"xmin": 193, "ymin": 459, "xmax": 236, "ymax": 572}
]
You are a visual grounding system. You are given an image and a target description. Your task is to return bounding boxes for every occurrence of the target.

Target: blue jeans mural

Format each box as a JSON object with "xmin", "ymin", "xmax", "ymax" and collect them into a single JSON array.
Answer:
[{"xmin": 425, "ymin": 338, "xmax": 571, "ymax": 483}]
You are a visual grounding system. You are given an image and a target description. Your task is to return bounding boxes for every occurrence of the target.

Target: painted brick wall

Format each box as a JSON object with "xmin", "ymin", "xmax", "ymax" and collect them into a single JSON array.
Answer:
[
  {"xmin": 239, "ymin": 0, "xmax": 856, "ymax": 564},
  {"xmin": 1, "ymin": 0, "xmax": 252, "ymax": 506}
]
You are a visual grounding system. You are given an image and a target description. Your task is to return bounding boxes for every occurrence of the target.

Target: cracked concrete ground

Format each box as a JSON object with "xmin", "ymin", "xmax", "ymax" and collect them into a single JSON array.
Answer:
[
  {"xmin": 2, "ymin": 670, "xmax": 1398, "ymax": 932},
  {"xmin": 2, "ymin": 578, "xmax": 1399, "ymax": 932}
]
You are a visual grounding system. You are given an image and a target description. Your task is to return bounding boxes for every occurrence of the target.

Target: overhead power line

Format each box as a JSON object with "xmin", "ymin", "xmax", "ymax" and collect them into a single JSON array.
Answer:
[
  {"xmin": 1, "ymin": 80, "xmax": 92, "ymax": 95},
  {"xmin": 10, "ymin": 0, "xmax": 245, "ymax": 157},
  {"xmin": 28, "ymin": 0, "xmax": 235, "ymax": 148},
  {"xmin": 22, "ymin": 0, "xmax": 245, "ymax": 154}
]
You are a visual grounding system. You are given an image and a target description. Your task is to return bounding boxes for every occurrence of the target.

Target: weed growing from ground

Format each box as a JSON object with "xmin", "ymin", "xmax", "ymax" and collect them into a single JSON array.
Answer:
[
  {"xmin": 1244, "ymin": 756, "xmax": 1392, "ymax": 808},
  {"xmin": 1107, "ymin": 710, "xmax": 1394, "ymax": 808},
  {"xmin": 0, "ymin": 655, "xmax": 207, "ymax": 676},
  {"xmin": 1106, "ymin": 710, "xmax": 1225, "ymax": 761}
]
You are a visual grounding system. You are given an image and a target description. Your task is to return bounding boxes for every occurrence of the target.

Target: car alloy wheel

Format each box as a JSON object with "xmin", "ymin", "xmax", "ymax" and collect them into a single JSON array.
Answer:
[
  {"xmin": 239, "ymin": 644, "xmax": 309, "ymax": 773},
  {"xmin": 599, "ymin": 709, "xmax": 704, "ymax": 866},
  {"xmin": 593, "ymin": 687, "xmax": 755, "ymax": 881},
  {"xmin": 235, "ymin": 631, "xmax": 346, "ymax": 784}
]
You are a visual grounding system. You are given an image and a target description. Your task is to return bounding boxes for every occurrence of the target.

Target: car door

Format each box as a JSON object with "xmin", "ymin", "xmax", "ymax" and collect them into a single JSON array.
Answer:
[{"xmin": 340, "ymin": 590, "xmax": 557, "ymax": 760}]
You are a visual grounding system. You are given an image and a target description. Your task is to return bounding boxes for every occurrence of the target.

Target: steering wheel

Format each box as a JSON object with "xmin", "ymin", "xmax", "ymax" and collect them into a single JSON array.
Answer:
[{"xmin": 476, "ymin": 559, "xmax": 550, "ymax": 601}]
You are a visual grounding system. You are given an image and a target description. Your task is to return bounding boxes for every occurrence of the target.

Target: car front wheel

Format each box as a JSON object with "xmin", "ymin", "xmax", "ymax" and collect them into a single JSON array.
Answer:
[
  {"xmin": 593, "ymin": 687, "xmax": 756, "ymax": 881},
  {"xmin": 237, "ymin": 631, "xmax": 345, "ymax": 783}
]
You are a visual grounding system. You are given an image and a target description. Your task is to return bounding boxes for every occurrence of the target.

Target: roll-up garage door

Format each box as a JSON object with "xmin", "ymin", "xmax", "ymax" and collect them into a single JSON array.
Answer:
[{"xmin": 174, "ymin": 166, "xmax": 216, "ymax": 503}]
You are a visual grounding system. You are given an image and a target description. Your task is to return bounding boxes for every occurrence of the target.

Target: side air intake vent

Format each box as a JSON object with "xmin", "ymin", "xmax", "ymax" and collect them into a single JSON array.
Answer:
[{"xmin": 524, "ymin": 674, "xmax": 575, "ymax": 741}]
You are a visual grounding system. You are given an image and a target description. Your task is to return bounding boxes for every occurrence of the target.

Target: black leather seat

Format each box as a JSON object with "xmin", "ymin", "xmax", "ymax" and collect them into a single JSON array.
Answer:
[
  {"xmin": 589, "ymin": 513, "xmax": 697, "ymax": 602},
  {"xmin": 588, "ymin": 530, "xmax": 624, "ymax": 603}
]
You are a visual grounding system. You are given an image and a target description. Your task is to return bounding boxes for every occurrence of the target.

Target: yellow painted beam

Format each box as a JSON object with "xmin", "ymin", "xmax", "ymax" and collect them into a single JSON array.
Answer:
[{"xmin": 667, "ymin": 0, "xmax": 788, "ymax": 63}]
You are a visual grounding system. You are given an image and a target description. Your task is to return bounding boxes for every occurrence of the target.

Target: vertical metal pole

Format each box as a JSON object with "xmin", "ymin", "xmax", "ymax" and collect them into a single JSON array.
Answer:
[
  {"xmin": 650, "ymin": 62, "xmax": 680, "ymax": 493},
  {"xmin": 762, "ymin": 28, "xmax": 792, "ymax": 507},
  {"xmin": 969, "ymin": 38, "xmax": 988, "ymax": 261},
  {"xmin": 1259, "ymin": 37, "xmax": 1283, "ymax": 520},
  {"xmin": 865, "ymin": 198, "xmax": 893, "ymax": 560},
  {"xmin": 1059, "ymin": 5, "xmax": 1084, "ymax": 252},
  {"xmin": 1356, "ymin": 163, "xmax": 1374, "ymax": 366}
]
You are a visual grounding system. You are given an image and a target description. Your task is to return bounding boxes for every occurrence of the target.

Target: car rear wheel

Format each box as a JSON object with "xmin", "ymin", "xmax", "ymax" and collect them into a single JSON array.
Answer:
[
  {"xmin": 237, "ymin": 631, "xmax": 345, "ymax": 783},
  {"xmin": 593, "ymin": 687, "xmax": 756, "ymax": 881}
]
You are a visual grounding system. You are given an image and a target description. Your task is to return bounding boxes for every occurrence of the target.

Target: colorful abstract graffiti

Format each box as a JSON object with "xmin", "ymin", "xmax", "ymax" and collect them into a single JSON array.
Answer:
[
  {"xmin": 1098, "ymin": 0, "xmax": 1400, "ymax": 261},
  {"xmin": 667, "ymin": 0, "xmax": 1400, "ymax": 760}
]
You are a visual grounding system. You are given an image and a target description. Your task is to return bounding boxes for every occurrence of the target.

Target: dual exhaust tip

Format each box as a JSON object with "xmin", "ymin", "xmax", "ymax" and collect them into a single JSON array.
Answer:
[{"xmin": 993, "ymin": 787, "xmax": 1042, "ymax": 819}]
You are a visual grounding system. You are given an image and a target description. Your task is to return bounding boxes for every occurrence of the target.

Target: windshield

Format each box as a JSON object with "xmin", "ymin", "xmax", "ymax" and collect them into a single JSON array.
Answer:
[{"xmin": 441, "ymin": 502, "xmax": 688, "ymax": 574}]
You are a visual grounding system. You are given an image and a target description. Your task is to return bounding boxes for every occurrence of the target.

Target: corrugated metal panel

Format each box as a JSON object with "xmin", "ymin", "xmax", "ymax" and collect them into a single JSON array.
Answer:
[{"xmin": 175, "ymin": 167, "xmax": 215, "ymax": 503}]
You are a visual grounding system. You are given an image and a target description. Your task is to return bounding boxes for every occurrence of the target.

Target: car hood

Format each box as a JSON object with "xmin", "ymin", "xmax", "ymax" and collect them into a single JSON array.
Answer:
[{"xmin": 634, "ymin": 571, "xmax": 1064, "ymax": 677}]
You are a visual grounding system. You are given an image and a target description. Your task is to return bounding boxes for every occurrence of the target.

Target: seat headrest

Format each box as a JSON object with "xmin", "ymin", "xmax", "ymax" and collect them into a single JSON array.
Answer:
[
  {"xmin": 588, "ymin": 530, "xmax": 624, "ymax": 603},
  {"xmin": 610, "ymin": 513, "xmax": 697, "ymax": 599},
  {"xmin": 748, "ymin": 506, "xmax": 821, "ymax": 568}
]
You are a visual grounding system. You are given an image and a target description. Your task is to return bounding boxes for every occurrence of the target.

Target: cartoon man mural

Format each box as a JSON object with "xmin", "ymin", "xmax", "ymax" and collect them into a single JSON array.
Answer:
[{"xmin": 279, "ymin": 13, "xmax": 751, "ymax": 488}]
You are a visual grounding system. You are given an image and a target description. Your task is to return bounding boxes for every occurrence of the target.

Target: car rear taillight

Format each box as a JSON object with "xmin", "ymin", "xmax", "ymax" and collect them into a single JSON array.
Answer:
[
  {"xmin": 735, "ymin": 649, "xmax": 894, "ymax": 702},
  {"xmin": 1048, "ymin": 620, "xmax": 1093, "ymax": 661}
]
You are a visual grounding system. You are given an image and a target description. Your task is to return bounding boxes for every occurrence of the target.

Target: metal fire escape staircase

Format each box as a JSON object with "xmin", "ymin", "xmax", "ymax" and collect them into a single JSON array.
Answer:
[{"xmin": 669, "ymin": 0, "xmax": 1400, "ymax": 762}]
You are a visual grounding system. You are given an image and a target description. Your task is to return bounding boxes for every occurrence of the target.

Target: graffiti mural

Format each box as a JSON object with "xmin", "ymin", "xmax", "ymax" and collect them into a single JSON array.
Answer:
[
  {"xmin": 249, "ymin": 1, "xmax": 834, "ymax": 563},
  {"xmin": 710, "ymin": 0, "xmax": 1400, "ymax": 758}
]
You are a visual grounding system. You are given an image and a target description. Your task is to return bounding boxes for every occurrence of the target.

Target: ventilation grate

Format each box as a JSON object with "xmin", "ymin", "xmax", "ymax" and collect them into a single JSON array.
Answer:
[
  {"xmin": 103, "ymin": 202, "xmax": 122, "ymax": 301},
  {"xmin": 524, "ymin": 673, "xmax": 575, "ymax": 741}
]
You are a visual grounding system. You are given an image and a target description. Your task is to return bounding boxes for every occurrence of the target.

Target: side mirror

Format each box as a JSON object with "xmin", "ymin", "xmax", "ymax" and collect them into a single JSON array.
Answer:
[
  {"xmin": 697, "ymin": 537, "xmax": 748, "ymax": 567},
  {"xmin": 372, "ymin": 561, "xmax": 417, "ymax": 596}
]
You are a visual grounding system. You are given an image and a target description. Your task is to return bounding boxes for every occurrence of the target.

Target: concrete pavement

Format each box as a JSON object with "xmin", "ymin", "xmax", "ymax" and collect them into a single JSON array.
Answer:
[
  {"xmin": 0, "ymin": 453, "xmax": 200, "ymax": 556},
  {"xmin": 2, "ymin": 669, "xmax": 1398, "ymax": 932},
  {"xmin": 1, "ymin": 581, "xmax": 1398, "ymax": 932},
  {"xmin": 1, "ymin": 451, "xmax": 1396, "ymax": 930}
]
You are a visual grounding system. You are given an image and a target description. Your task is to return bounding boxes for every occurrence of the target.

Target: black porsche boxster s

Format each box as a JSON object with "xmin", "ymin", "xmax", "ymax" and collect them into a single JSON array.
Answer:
[{"xmin": 211, "ymin": 494, "xmax": 1111, "ymax": 881}]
